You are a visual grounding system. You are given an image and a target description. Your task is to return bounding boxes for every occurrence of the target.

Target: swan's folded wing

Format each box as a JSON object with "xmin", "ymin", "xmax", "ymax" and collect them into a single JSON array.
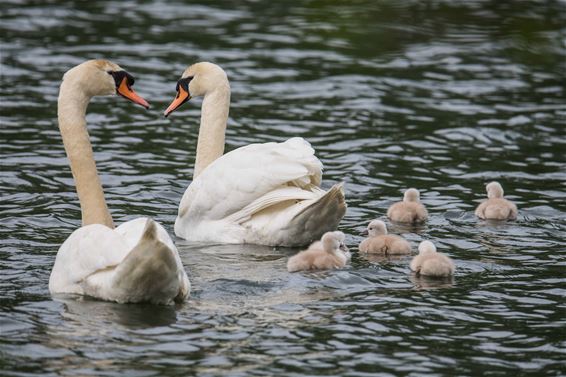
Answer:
[
  {"xmin": 178, "ymin": 137, "xmax": 323, "ymax": 222},
  {"xmin": 224, "ymin": 186, "xmax": 323, "ymax": 224},
  {"xmin": 49, "ymin": 224, "xmax": 131, "ymax": 294}
]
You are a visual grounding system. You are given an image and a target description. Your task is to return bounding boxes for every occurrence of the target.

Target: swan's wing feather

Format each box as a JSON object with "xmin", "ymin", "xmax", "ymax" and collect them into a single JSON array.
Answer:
[
  {"xmin": 179, "ymin": 137, "xmax": 323, "ymax": 222},
  {"xmin": 225, "ymin": 186, "xmax": 321, "ymax": 224}
]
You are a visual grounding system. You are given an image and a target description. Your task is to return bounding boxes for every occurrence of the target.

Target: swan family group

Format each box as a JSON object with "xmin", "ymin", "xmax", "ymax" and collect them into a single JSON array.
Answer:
[
  {"xmin": 289, "ymin": 183, "xmax": 517, "ymax": 277},
  {"xmin": 48, "ymin": 59, "xmax": 518, "ymax": 305}
]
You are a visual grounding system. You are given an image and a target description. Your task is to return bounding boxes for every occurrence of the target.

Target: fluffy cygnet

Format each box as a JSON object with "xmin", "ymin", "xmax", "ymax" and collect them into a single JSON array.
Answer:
[
  {"xmin": 287, "ymin": 231, "xmax": 350, "ymax": 272},
  {"xmin": 387, "ymin": 188, "xmax": 428, "ymax": 224},
  {"xmin": 410, "ymin": 241, "xmax": 455, "ymax": 277},
  {"xmin": 358, "ymin": 220, "xmax": 411, "ymax": 255},
  {"xmin": 475, "ymin": 181, "xmax": 518, "ymax": 220}
]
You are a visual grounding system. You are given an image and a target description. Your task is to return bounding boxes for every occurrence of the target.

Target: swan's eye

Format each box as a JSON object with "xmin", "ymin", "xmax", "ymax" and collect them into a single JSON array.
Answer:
[
  {"xmin": 175, "ymin": 76, "xmax": 194, "ymax": 93},
  {"xmin": 110, "ymin": 70, "xmax": 135, "ymax": 88},
  {"xmin": 126, "ymin": 73, "xmax": 135, "ymax": 86}
]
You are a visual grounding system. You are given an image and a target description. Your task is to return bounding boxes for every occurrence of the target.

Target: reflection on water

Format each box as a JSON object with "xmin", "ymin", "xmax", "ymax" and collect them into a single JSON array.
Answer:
[
  {"xmin": 409, "ymin": 274, "xmax": 455, "ymax": 290},
  {"xmin": 359, "ymin": 252, "xmax": 411, "ymax": 264},
  {"xmin": 1, "ymin": 0, "xmax": 565, "ymax": 375},
  {"xmin": 55, "ymin": 297, "xmax": 179, "ymax": 328}
]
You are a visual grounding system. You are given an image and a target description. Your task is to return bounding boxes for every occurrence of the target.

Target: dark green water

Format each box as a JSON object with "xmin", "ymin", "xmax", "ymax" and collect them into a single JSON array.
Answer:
[{"xmin": 1, "ymin": 0, "xmax": 565, "ymax": 376}]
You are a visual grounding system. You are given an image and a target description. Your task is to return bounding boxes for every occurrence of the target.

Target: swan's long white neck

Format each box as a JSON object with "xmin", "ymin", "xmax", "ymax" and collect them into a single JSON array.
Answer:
[
  {"xmin": 58, "ymin": 78, "xmax": 114, "ymax": 228},
  {"xmin": 194, "ymin": 82, "xmax": 230, "ymax": 178}
]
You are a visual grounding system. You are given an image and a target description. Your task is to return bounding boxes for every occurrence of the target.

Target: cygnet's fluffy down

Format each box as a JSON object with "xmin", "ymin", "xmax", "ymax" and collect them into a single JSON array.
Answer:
[
  {"xmin": 387, "ymin": 188, "xmax": 428, "ymax": 224},
  {"xmin": 410, "ymin": 241, "xmax": 455, "ymax": 277},
  {"xmin": 287, "ymin": 231, "xmax": 350, "ymax": 272},
  {"xmin": 358, "ymin": 220, "xmax": 411, "ymax": 255},
  {"xmin": 335, "ymin": 231, "xmax": 351, "ymax": 261},
  {"xmin": 475, "ymin": 181, "xmax": 518, "ymax": 220}
]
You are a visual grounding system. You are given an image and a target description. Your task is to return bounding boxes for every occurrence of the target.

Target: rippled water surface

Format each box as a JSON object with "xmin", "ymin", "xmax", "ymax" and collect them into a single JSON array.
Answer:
[{"xmin": 1, "ymin": 0, "xmax": 566, "ymax": 375}]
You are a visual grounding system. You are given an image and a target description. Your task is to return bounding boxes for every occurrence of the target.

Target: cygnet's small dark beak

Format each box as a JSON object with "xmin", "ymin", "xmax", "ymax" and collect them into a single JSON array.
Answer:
[{"xmin": 361, "ymin": 229, "xmax": 369, "ymax": 237}]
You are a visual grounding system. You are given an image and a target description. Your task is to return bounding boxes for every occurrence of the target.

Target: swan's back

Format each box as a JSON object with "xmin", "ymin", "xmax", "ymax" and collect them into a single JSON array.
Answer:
[
  {"xmin": 89, "ymin": 220, "xmax": 187, "ymax": 304},
  {"xmin": 178, "ymin": 137, "xmax": 322, "ymax": 219},
  {"xmin": 50, "ymin": 218, "xmax": 190, "ymax": 304}
]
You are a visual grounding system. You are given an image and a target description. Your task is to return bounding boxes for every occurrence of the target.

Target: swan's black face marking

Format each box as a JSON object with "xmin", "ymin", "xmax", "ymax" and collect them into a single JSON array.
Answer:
[
  {"xmin": 108, "ymin": 70, "xmax": 136, "ymax": 89},
  {"xmin": 175, "ymin": 76, "xmax": 193, "ymax": 94}
]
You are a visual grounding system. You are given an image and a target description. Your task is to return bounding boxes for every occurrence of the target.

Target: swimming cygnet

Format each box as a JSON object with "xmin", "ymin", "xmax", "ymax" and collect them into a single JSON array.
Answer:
[
  {"xmin": 287, "ymin": 231, "xmax": 350, "ymax": 272},
  {"xmin": 410, "ymin": 241, "xmax": 455, "ymax": 277},
  {"xmin": 475, "ymin": 181, "xmax": 518, "ymax": 220},
  {"xmin": 358, "ymin": 220, "xmax": 411, "ymax": 255},
  {"xmin": 387, "ymin": 188, "xmax": 428, "ymax": 224}
]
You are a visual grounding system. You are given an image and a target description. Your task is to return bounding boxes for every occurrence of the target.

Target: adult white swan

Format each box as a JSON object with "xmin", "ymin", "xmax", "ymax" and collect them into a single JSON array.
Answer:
[
  {"xmin": 49, "ymin": 59, "xmax": 190, "ymax": 305},
  {"xmin": 164, "ymin": 62, "xmax": 346, "ymax": 246}
]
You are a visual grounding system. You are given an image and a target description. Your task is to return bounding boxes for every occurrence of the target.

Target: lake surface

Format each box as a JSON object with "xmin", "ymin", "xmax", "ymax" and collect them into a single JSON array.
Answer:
[{"xmin": 1, "ymin": 0, "xmax": 565, "ymax": 375}]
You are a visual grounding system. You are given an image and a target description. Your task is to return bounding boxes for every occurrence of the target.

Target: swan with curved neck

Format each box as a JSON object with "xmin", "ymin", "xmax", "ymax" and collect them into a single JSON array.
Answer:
[
  {"xmin": 164, "ymin": 62, "xmax": 346, "ymax": 246},
  {"xmin": 50, "ymin": 59, "xmax": 190, "ymax": 304},
  {"xmin": 58, "ymin": 59, "xmax": 149, "ymax": 228}
]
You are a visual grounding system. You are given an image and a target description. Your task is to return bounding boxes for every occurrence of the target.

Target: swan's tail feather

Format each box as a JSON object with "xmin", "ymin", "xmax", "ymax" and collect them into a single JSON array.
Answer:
[
  {"xmin": 288, "ymin": 182, "xmax": 346, "ymax": 245},
  {"xmin": 110, "ymin": 219, "xmax": 183, "ymax": 304},
  {"xmin": 141, "ymin": 217, "xmax": 159, "ymax": 241},
  {"xmin": 293, "ymin": 182, "xmax": 346, "ymax": 219}
]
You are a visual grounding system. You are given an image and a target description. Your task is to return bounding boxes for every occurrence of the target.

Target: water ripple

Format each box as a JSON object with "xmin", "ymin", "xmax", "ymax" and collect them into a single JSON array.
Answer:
[{"xmin": 1, "ymin": 0, "xmax": 565, "ymax": 376}]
